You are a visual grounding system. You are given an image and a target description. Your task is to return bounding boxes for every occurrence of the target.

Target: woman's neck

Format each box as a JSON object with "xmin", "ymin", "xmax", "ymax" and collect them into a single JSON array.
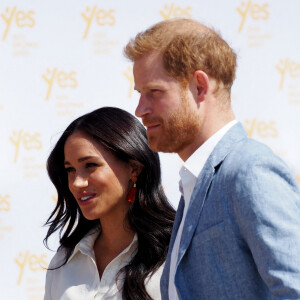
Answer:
[
  {"xmin": 93, "ymin": 217, "xmax": 135, "ymax": 279},
  {"xmin": 98, "ymin": 218, "xmax": 135, "ymax": 253}
]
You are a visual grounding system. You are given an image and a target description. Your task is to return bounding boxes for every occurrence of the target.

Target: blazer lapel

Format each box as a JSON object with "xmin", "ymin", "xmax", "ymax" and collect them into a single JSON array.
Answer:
[
  {"xmin": 176, "ymin": 122, "xmax": 248, "ymax": 267},
  {"xmin": 176, "ymin": 163, "xmax": 215, "ymax": 266},
  {"xmin": 161, "ymin": 196, "xmax": 185, "ymax": 300},
  {"xmin": 169, "ymin": 196, "xmax": 185, "ymax": 252}
]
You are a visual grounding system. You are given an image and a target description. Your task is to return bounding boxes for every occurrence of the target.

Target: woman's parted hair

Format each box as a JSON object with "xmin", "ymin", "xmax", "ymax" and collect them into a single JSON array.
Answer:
[
  {"xmin": 44, "ymin": 106, "xmax": 175, "ymax": 300},
  {"xmin": 124, "ymin": 18, "xmax": 237, "ymax": 92}
]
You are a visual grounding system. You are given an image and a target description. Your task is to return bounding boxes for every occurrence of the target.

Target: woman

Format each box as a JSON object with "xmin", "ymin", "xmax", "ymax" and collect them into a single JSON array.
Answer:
[{"xmin": 43, "ymin": 107, "xmax": 175, "ymax": 300}]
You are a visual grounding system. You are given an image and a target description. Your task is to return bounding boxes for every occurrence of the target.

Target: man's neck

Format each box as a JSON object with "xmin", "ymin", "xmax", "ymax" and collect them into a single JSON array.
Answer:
[{"xmin": 178, "ymin": 114, "xmax": 235, "ymax": 162}]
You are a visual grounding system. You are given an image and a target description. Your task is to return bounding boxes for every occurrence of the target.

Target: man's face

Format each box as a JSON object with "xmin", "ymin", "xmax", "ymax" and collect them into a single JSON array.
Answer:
[{"xmin": 133, "ymin": 52, "xmax": 201, "ymax": 156}]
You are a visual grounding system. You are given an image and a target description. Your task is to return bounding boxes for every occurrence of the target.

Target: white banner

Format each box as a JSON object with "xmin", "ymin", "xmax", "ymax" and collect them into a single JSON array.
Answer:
[{"xmin": 0, "ymin": 0, "xmax": 299, "ymax": 298}]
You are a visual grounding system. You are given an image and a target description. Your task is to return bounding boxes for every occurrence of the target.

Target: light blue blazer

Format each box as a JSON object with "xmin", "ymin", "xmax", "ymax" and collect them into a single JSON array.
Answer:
[{"xmin": 161, "ymin": 123, "xmax": 300, "ymax": 300}]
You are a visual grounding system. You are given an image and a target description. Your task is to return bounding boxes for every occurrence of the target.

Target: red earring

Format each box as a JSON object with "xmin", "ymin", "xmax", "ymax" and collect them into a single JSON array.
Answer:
[{"xmin": 127, "ymin": 177, "xmax": 137, "ymax": 203}]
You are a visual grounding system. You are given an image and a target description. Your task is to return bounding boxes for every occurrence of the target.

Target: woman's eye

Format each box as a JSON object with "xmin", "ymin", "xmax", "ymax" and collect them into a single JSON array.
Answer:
[
  {"xmin": 65, "ymin": 167, "xmax": 75, "ymax": 173},
  {"xmin": 86, "ymin": 163, "xmax": 98, "ymax": 168}
]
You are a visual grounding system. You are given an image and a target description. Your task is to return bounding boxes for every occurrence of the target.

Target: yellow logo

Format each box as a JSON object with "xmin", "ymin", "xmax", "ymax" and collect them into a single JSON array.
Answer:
[
  {"xmin": 81, "ymin": 6, "xmax": 116, "ymax": 39},
  {"xmin": 9, "ymin": 130, "xmax": 42, "ymax": 163},
  {"xmin": 244, "ymin": 118, "xmax": 278, "ymax": 138},
  {"xmin": 276, "ymin": 58, "xmax": 300, "ymax": 90},
  {"xmin": 15, "ymin": 251, "xmax": 48, "ymax": 285},
  {"xmin": 0, "ymin": 194, "xmax": 10, "ymax": 212},
  {"xmin": 160, "ymin": 3, "xmax": 192, "ymax": 20},
  {"xmin": 0, "ymin": 6, "xmax": 35, "ymax": 41},
  {"xmin": 236, "ymin": 0, "xmax": 269, "ymax": 33},
  {"xmin": 42, "ymin": 68, "xmax": 78, "ymax": 101},
  {"xmin": 52, "ymin": 195, "xmax": 58, "ymax": 203},
  {"xmin": 123, "ymin": 66, "xmax": 134, "ymax": 98},
  {"xmin": 295, "ymin": 174, "xmax": 300, "ymax": 186}
]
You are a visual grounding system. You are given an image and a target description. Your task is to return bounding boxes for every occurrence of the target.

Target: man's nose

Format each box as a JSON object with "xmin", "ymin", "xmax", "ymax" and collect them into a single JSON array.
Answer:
[{"xmin": 135, "ymin": 94, "xmax": 151, "ymax": 118}]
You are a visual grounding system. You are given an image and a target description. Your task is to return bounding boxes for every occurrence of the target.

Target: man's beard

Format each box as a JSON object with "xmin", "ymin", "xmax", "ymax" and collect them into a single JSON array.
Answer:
[{"xmin": 146, "ymin": 95, "xmax": 201, "ymax": 154}]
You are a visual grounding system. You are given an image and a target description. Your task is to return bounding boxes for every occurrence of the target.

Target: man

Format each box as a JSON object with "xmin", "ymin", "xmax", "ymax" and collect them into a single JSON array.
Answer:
[{"xmin": 124, "ymin": 19, "xmax": 300, "ymax": 299}]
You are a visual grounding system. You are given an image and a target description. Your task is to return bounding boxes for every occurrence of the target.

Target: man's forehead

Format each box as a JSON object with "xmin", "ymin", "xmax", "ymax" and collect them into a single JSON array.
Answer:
[{"xmin": 133, "ymin": 69, "xmax": 178, "ymax": 94}]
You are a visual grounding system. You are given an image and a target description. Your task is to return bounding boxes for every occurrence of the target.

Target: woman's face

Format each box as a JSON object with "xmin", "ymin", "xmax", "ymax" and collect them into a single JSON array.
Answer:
[{"xmin": 64, "ymin": 131, "xmax": 133, "ymax": 221}]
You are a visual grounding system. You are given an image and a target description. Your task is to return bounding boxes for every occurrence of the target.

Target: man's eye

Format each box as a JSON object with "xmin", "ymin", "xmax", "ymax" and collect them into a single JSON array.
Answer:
[{"xmin": 147, "ymin": 90, "xmax": 160, "ymax": 98}]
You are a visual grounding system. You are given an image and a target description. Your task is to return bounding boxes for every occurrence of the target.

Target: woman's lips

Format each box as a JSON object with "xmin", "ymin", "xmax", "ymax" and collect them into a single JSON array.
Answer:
[
  {"xmin": 80, "ymin": 195, "xmax": 93, "ymax": 201},
  {"xmin": 77, "ymin": 193, "xmax": 96, "ymax": 204}
]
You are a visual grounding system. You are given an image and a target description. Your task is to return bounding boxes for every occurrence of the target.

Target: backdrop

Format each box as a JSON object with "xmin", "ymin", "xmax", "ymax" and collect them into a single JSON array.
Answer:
[{"xmin": 1, "ymin": 0, "xmax": 299, "ymax": 299}]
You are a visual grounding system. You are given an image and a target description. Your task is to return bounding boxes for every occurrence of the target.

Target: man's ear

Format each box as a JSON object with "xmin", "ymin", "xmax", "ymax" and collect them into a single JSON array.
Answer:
[
  {"xmin": 129, "ymin": 160, "xmax": 143, "ymax": 177},
  {"xmin": 193, "ymin": 70, "xmax": 209, "ymax": 103}
]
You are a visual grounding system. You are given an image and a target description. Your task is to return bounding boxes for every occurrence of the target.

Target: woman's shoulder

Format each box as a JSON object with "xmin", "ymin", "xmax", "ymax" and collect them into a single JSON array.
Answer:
[
  {"xmin": 47, "ymin": 246, "xmax": 68, "ymax": 270},
  {"xmin": 48, "ymin": 227, "xmax": 101, "ymax": 268}
]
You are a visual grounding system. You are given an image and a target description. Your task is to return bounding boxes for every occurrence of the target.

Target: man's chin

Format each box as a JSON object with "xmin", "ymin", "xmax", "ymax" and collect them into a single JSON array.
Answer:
[
  {"xmin": 148, "ymin": 141, "xmax": 160, "ymax": 153},
  {"xmin": 148, "ymin": 138, "xmax": 175, "ymax": 154},
  {"xmin": 148, "ymin": 137, "xmax": 162, "ymax": 153}
]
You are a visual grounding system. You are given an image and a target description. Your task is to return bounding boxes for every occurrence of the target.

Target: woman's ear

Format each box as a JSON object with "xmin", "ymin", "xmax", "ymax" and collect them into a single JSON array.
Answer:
[{"xmin": 129, "ymin": 160, "xmax": 143, "ymax": 177}]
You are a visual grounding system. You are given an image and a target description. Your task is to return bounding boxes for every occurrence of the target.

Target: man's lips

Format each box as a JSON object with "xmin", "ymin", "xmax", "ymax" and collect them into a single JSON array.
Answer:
[
  {"xmin": 147, "ymin": 124, "xmax": 160, "ymax": 131},
  {"xmin": 143, "ymin": 123, "xmax": 160, "ymax": 132}
]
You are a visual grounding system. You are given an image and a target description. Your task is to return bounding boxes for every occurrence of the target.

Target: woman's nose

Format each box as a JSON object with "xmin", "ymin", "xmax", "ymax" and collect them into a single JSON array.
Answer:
[{"xmin": 71, "ymin": 173, "xmax": 88, "ymax": 189}]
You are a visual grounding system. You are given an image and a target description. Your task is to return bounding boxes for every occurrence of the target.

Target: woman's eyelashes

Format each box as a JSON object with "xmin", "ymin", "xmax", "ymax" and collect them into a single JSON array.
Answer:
[
  {"xmin": 85, "ymin": 162, "xmax": 99, "ymax": 168},
  {"xmin": 65, "ymin": 162, "xmax": 99, "ymax": 173},
  {"xmin": 65, "ymin": 166, "xmax": 75, "ymax": 173}
]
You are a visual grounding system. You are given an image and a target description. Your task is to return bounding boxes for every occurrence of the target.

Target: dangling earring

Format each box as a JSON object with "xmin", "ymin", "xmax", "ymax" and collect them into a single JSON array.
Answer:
[{"xmin": 127, "ymin": 176, "xmax": 137, "ymax": 203}]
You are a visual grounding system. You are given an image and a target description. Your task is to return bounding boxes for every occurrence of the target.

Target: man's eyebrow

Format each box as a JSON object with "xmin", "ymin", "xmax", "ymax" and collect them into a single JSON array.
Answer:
[{"xmin": 134, "ymin": 83, "xmax": 164, "ymax": 92}]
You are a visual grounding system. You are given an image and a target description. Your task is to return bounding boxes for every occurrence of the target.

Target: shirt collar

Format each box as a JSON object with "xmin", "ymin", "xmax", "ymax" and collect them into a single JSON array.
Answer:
[
  {"xmin": 179, "ymin": 120, "xmax": 237, "ymax": 194},
  {"xmin": 184, "ymin": 120, "xmax": 237, "ymax": 177},
  {"xmin": 67, "ymin": 228, "xmax": 138, "ymax": 264}
]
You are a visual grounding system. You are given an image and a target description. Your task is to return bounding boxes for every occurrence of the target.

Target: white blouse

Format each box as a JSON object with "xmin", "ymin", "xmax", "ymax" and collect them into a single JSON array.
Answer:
[{"xmin": 44, "ymin": 229, "xmax": 163, "ymax": 300}]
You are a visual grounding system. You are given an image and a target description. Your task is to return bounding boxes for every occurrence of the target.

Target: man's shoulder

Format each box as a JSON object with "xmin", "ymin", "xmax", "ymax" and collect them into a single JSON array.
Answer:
[
  {"xmin": 223, "ymin": 136, "xmax": 281, "ymax": 169},
  {"xmin": 208, "ymin": 123, "xmax": 279, "ymax": 171},
  {"xmin": 213, "ymin": 135, "xmax": 295, "ymax": 192},
  {"xmin": 216, "ymin": 135, "xmax": 300, "ymax": 199}
]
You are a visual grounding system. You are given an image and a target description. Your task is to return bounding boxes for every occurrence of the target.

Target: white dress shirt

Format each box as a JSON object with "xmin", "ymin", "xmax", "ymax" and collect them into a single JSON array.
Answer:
[
  {"xmin": 168, "ymin": 120, "xmax": 237, "ymax": 300},
  {"xmin": 44, "ymin": 229, "xmax": 163, "ymax": 300}
]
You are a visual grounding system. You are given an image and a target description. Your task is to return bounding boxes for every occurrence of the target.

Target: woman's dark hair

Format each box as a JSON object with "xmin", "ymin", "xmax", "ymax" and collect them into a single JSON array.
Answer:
[{"xmin": 44, "ymin": 106, "xmax": 175, "ymax": 300}]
